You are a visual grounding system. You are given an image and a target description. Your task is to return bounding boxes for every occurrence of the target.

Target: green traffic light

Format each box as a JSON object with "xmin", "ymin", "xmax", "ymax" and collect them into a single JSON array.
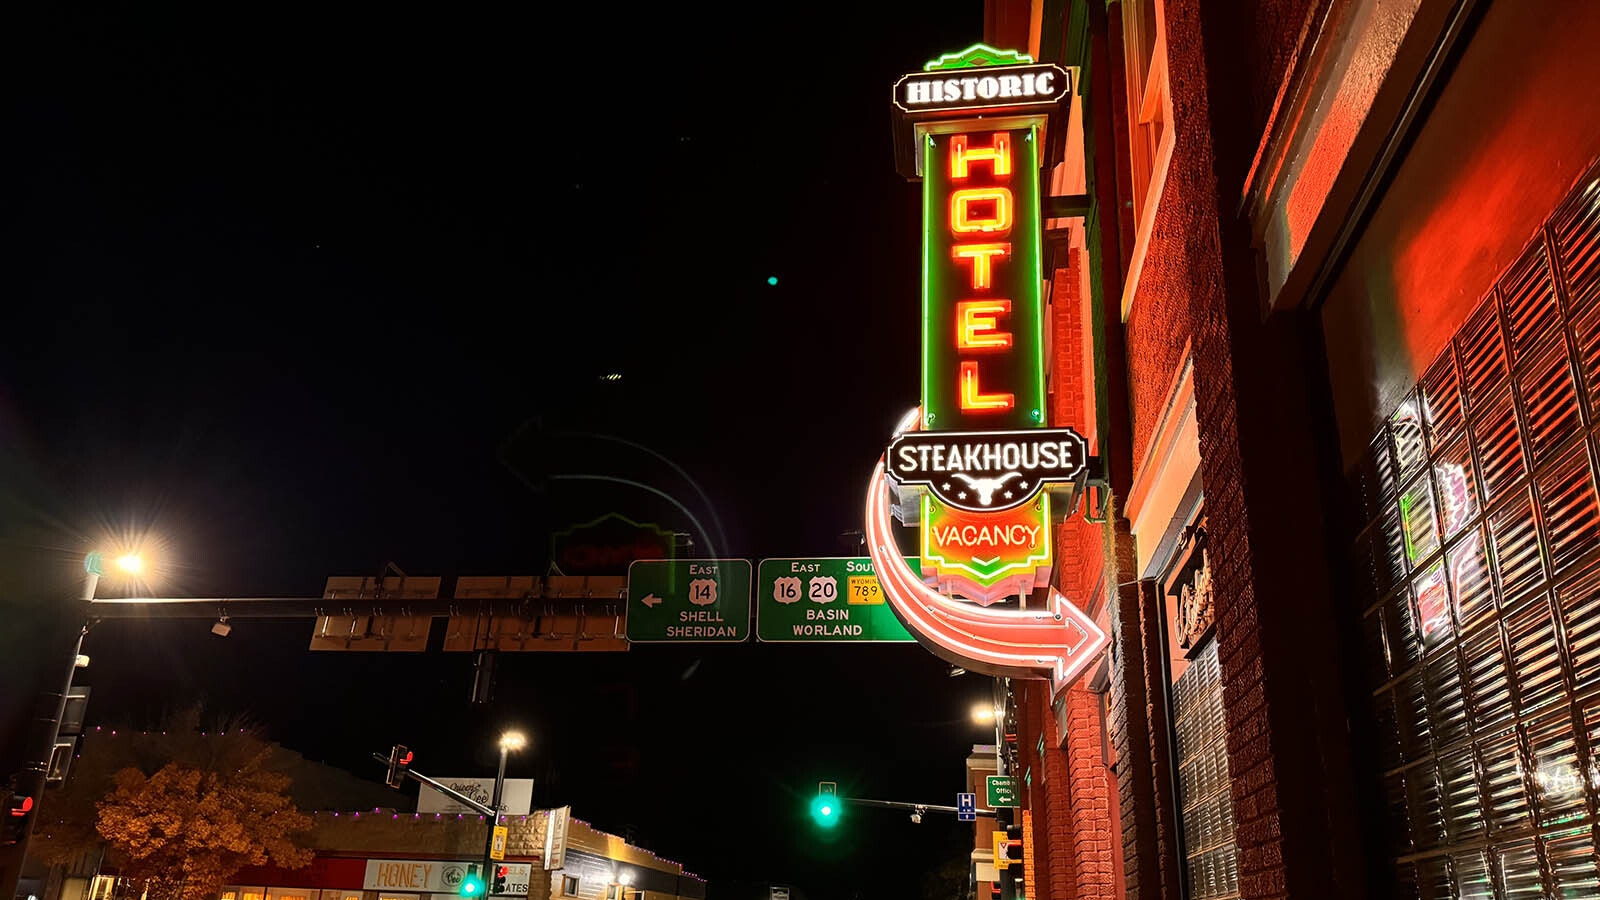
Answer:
[
  {"xmin": 810, "ymin": 793, "xmax": 840, "ymax": 827},
  {"xmin": 459, "ymin": 874, "xmax": 485, "ymax": 898}
]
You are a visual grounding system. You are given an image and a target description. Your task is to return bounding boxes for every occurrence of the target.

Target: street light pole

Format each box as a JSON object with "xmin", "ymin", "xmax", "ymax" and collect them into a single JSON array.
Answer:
[
  {"xmin": 990, "ymin": 677, "xmax": 1007, "ymax": 777},
  {"xmin": 480, "ymin": 732, "xmax": 525, "ymax": 893},
  {"xmin": 0, "ymin": 556, "xmax": 112, "ymax": 900}
]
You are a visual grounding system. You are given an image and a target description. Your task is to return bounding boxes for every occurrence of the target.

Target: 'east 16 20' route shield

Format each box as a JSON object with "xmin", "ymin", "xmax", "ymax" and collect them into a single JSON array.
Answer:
[{"xmin": 756, "ymin": 557, "xmax": 917, "ymax": 642}]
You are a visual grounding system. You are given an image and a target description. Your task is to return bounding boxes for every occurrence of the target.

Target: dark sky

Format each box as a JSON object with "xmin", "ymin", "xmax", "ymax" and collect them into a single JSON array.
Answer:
[{"xmin": 0, "ymin": 4, "xmax": 999, "ymax": 898}]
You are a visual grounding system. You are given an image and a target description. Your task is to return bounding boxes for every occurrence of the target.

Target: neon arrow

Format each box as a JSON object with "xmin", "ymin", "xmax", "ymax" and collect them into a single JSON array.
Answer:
[
  {"xmin": 641, "ymin": 594, "xmax": 662, "ymax": 608},
  {"xmin": 865, "ymin": 457, "xmax": 1107, "ymax": 693}
]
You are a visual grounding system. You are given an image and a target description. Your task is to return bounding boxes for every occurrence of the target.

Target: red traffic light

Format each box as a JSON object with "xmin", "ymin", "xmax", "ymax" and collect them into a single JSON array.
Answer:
[
  {"xmin": 490, "ymin": 864, "xmax": 510, "ymax": 893},
  {"xmin": 8, "ymin": 797, "xmax": 33, "ymax": 817}
]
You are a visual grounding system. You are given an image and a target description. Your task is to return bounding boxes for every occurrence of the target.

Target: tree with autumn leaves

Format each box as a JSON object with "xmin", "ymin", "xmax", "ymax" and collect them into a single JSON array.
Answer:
[{"xmin": 30, "ymin": 709, "xmax": 312, "ymax": 900}]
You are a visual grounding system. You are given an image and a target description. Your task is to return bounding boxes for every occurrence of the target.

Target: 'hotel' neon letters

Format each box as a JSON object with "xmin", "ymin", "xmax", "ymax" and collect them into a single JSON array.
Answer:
[
  {"xmin": 952, "ymin": 243, "xmax": 1010, "ymax": 289},
  {"xmin": 960, "ymin": 361, "xmax": 1014, "ymax": 410},
  {"xmin": 950, "ymin": 133, "xmax": 1015, "ymax": 413},
  {"xmin": 956, "ymin": 300, "xmax": 1013, "ymax": 350},
  {"xmin": 950, "ymin": 188, "xmax": 1013, "ymax": 234},
  {"xmin": 950, "ymin": 133, "xmax": 1013, "ymax": 178}
]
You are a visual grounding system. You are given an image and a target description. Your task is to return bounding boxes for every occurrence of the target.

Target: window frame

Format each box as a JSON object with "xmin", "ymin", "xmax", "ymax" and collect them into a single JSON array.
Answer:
[{"xmin": 1117, "ymin": 0, "xmax": 1178, "ymax": 321}]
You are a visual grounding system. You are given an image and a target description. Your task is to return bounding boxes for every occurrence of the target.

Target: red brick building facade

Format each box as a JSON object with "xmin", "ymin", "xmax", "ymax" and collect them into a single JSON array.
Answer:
[{"xmin": 976, "ymin": 0, "xmax": 1600, "ymax": 898}]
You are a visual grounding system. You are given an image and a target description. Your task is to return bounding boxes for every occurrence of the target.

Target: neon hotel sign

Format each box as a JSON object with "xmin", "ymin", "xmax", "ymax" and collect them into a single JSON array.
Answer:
[{"xmin": 866, "ymin": 45, "xmax": 1106, "ymax": 693}]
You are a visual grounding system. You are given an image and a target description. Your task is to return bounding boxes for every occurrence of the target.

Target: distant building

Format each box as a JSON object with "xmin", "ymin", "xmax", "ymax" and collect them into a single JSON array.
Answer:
[
  {"xmin": 218, "ymin": 810, "xmax": 704, "ymax": 900},
  {"xmin": 27, "ymin": 733, "xmax": 702, "ymax": 900},
  {"xmin": 70, "ymin": 810, "xmax": 703, "ymax": 900}
]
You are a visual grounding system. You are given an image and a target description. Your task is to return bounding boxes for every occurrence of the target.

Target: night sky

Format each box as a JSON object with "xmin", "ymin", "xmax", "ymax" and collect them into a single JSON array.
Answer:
[{"xmin": 0, "ymin": 4, "xmax": 999, "ymax": 899}]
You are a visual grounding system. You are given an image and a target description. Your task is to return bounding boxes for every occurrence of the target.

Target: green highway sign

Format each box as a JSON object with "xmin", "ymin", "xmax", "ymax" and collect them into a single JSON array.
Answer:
[
  {"xmin": 626, "ymin": 559, "xmax": 751, "ymax": 643},
  {"xmin": 756, "ymin": 557, "xmax": 918, "ymax": 642},
  {"xmin": 986, "ymin": 775, "xmax": 1019, "ymax": 808}
]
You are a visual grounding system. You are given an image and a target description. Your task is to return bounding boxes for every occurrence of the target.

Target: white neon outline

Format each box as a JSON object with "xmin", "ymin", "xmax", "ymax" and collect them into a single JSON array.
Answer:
[
  {"xmin": 891, "ymin": 63, "xmax": 1072, "ymax": 115},
  {"xmin": 894, "ymin": 406, "xmax": 923, "ymax": 437},
  {"xmin": 865, "ymin": 454, "xmax": 1108, "ymax": 693}
]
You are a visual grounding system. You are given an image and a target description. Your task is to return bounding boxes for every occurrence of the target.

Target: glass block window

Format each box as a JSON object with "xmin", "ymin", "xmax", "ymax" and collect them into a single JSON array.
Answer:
[
  {"xmin": 1173, "ymin": 641, "xmax": 1240, "ymax": 900},
  {"xmin": 1349, "ymin": 161, "xmax": 1600, "ymax": 896}
]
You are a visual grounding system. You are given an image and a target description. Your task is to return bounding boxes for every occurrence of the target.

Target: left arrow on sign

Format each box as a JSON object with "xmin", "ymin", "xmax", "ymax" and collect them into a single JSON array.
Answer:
[{"xmin": 641, "ymin": 594, "xmax": 662, "ymax": 608}]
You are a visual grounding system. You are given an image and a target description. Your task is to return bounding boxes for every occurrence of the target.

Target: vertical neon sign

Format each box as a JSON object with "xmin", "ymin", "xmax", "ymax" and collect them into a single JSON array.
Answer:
[
  {"xmin": 920, "ymin": 126, "xmax": 1051, "ymax": 602},
  {"xmin": 870, "ymin": 44, "xmax": 1104, "ymax": 692},
  {"xmin": 923, "ymin": 127, "xmax": 1046, "ymax": 430}
]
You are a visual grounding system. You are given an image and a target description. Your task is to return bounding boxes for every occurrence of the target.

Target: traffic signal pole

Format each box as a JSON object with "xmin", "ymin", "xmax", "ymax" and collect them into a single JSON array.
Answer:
[
  {"xmin": 372, "ymin": 751, "xmax": 506, "ymax": 898},
  {"xmin": 838, "ymin": 796, "xmax": 996, "ymax": 817},
  {"xmin": 479, "ymin": 745, "xmax": 509, "ymax": 898},
  {"xmin": 368, "ymin": 753, "xmax": 495, "ymax": 817},
  {"xmin": 0, "ymin": 583, "xmax": 93, "ymax": 900}
]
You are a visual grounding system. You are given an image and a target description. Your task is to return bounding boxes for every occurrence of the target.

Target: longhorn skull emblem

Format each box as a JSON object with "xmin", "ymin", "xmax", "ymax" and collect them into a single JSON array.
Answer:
[{"xmin": 949, "ymin": 471, "xmax": 1023, "ymax": 506}]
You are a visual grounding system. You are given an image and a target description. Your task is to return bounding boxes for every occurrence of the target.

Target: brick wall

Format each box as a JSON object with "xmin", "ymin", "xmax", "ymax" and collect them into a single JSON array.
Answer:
[
  {"xmin": 303, "ymin": 813, "xmax": 501, "ymax": 858},
  {"xmin": 1051, "ymin": 248, "xmax": 1086, "ymax": 436},
  {"xmin": 1063, "ymin": 688, "xmax": 1114, "ymax": 896},
  {"xmin": 1017, "ymin": 682, "xmax": 1069, "ymax": 900},
  {"xmin": 1105, "ymin": 521, "xmax": 1167, "ymax": 900},
  {"xmin": 1034, "ymin": 234, "xmax": 1119, "ymax": 900},
  {"xmin": 1147, "ymin": 0, "xmax": 1368, "ymax": 897}
]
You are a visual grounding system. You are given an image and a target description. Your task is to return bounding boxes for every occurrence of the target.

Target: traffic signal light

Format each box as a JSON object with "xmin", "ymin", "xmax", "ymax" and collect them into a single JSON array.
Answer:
[
  {"xmin": 810, "ymin": 781, "xmax": 840, "ymax": 827},
  {"xmin": 997, "ymin": 823, "xmax": 1024, "ymax": 900},
  {"xmin": 458, "ymin": 866, "xmax": 484, "ymax": 898},
  {"xmin": 385, "ymin": 745, "xmax": 412, "ymax": 789},
  {"xmin": 490, "ymin": 865, "xmax": 509, "ymax": 895},
  {"xmin": 993, "ymin": 830, "xmax": 1017, "ymax": 869},
  {"xmin": 2, "ymin": 794, "xmax": 35, "ymax": 845}
]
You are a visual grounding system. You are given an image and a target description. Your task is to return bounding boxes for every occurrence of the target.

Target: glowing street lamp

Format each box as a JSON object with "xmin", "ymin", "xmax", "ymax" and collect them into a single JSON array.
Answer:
[{"xmin": 82, "ymin": 549, "xmax": 148, "ymax": 600}]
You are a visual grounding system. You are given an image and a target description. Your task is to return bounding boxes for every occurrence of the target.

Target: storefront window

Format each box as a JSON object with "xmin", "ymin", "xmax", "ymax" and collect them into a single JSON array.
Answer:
[
  {"xmin": 1174, "ymin": 641, "xmax": 1238, "ymax": 900},
  {"xmin": 88, "ymin": 876, "xmax": 118, "ymax": 900},
  {"xmin": 1158, "ymin": 515, "xmax": 1241, "ymax": 900},
  {"xmin": 1351, "ymin": 160, "xmax": 1600, "ymax": 895}
]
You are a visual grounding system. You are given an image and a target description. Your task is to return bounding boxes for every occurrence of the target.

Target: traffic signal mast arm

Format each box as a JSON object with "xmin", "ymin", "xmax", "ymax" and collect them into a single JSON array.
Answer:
[
  {"xmin": 836, "ymin": 795, "xmax": 996, "ymax": 817},
  {"xmin": 369, "ymin": 752, "xmax": 496, "ymax": 817}
]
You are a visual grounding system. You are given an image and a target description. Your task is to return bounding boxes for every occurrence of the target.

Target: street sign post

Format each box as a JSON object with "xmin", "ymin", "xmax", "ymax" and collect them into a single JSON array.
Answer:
[
  {"xmin": 756, "ymin": 557, "xmax": 918, "ymax": 642},
  {"xmin": 957, "ymin": 792, "xmax": 977, "ymax": 822},
  {"xmin": 985, "ymin": 775, "xmax": 1018, "ymax": 808},
  {"xmin": 626, "ymin": 559, "xmax": 751, "ymax": 643}
]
